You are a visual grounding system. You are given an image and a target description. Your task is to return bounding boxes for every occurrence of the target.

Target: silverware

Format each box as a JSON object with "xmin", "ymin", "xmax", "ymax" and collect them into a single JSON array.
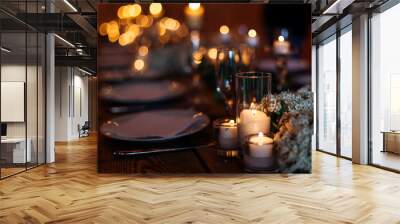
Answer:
[{"xmin": 113, "ymin": 141, "xmax": 216, "ymax": 156}]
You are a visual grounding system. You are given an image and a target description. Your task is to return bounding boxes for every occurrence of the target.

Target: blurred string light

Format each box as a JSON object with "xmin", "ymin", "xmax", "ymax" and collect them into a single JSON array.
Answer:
[
  {"xmin": 126, "ymin": 24, "xmax": 141, "ymax": 36},
  {"xmin": 185, "ymin": 3, "xmax": 204, "ymax": 16},
  {"xmin": 207, "ymin": 48, "xmax": 218, "ymax": 60},
  {"xmin": 99, "ymin": 22, "xmax": 108, "ymax": 36},
  {"xmin": 160, "ymin": 17, "xmax": 180, "ymax": 31},
  {"xmin": 106, "ymin": 20, "xmax": 120, "ymax": 43},
  {"xmin": 188, "ymin": 3, "xmax": 201, "ymax": 10},
  {"xmin": 219, "ymin": 25, "xmax": 229, "ymax": 35},
  {"xmin": 157, "ymin": 22, "xmax": 167, "ymax": 36},
  {"xmin": 248, "ymin": 29, "xmax": 257, "ymax": 38},
  {"xmin": 136, "ymin": 15, "xmax": 153, "ymax": 28},
  {"xmin": 118, "ymin": 4, "xmax": 141, "ymax": 19},
  {"xmin": 118, "ymin": 31, "xmax": 136, "ymax": 46},
  {"xmin": 149, "ymin": 3, "xmax": 163, "ymax": 17},
  {"xmin": 133, "ymin": 58, "xmax": 145, "ymax": 71},
  {"xmin": 138, "ymin": 45, "xmax": 149, "ymax": 57}
]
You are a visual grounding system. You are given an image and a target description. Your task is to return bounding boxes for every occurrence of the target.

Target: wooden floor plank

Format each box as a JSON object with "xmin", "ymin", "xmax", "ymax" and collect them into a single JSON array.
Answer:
[{"xmin": 0, "ymin": 135, "xmax": 400, "ymax": 223}]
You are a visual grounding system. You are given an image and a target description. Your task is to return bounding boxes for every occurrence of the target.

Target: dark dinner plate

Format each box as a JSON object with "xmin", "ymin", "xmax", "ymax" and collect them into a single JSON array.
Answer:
[{"xmin": 100, "ymin": 109, "xmax": 210, "ymax": 142}]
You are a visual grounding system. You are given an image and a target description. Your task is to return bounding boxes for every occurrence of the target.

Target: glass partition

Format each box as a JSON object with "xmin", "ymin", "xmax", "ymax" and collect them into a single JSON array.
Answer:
[
  {"xmin": 1, "ymin": 30, "xmax": 28, "ymax": 177},
  {"xmin": 339, "ymin": 27, "xmax": 352, "ymax": 158},
  {"xmin": 371, "ymin": 3, "xmax": 400, "ymax": 171},
  {"xmin": 0, "ymin": 1, "xmax": 46, "ymax": 179},
  {"xmin": 317, "ymin": 35, "xmax": 337, "ymax": 154}
]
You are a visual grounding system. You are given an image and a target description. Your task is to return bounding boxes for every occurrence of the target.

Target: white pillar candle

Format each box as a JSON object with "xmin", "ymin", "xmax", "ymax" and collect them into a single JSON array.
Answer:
[
  {"xmin": 218, "ymin": 120, "xmax": 238, "ymax": 150},
  {"xmin": 248, "ymin": 132, "xmax": 273, "ymax": 158},
  {"xmin": 238, "ymin": 106, "xmax": 270, "ymax": 145}
]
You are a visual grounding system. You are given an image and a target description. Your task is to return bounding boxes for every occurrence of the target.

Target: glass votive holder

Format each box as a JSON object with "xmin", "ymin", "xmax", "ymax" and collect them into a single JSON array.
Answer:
[
  {"xmin": 243, "ymin": 132, "xmax": 275, "ymax": 172},
  {"xmin": 236, "ymin": 72, "xmax": 272, "ymax": 148},
  {"xmin": 213, "ymin": 118, "xmax": 239, "ymax": 158}
]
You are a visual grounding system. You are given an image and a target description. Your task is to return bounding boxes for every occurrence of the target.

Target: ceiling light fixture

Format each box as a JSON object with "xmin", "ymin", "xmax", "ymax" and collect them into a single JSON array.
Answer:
[
  {"xmin": 63, "ymin": 0, "xmax": 78, "ymax": 12},
  {"xmin": 54, "ymin": 34, "xmax": 75, "ymax": 48},
  {"xmin": 322, "ymin": 0, "xmax": 354, "ymax": 15},
  {"xmin": 1, "ymin": 47, "xmax": 11, "ymax": 53},
  {"xmin": 77, "ymin": 67, "xmax": 93, "ymax": 76}
]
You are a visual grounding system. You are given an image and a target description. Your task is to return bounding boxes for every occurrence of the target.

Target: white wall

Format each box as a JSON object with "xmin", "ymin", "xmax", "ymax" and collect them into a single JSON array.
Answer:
[
  {"xmin": 1, "ymin": 64, "xmax": 46, "ymax": 164},
  {"xmin": 55, "ymin": 67, "xmax": 89, "ymax": 141}
]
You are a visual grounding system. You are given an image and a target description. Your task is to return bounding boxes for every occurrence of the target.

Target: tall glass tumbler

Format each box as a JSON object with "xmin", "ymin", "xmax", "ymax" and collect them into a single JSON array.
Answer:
[
  {"xmin": 215, "ymin": 48, "xmax": 242, "ymax": 117},
  {"xmin": 236, "ymin": 72, "xmax": 272, "ymax": 148}
]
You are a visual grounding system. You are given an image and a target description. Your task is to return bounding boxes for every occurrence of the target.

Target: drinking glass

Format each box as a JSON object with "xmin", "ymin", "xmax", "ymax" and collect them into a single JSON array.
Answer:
[{"xmin": 215, "ymin": 48, "xmax": 242, "ymax": 117}]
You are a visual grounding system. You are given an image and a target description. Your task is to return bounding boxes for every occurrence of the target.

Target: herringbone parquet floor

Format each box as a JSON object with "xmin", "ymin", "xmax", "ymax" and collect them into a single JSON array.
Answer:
[{"xmin": 1, "ymin": 135, "xmax": 400, "ymax": 224}]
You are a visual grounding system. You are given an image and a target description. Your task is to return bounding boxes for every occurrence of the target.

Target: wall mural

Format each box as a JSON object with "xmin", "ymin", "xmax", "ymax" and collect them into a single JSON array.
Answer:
[{"xmin": 97, "ymin": 3, "xmax": 312, "ymax": 173}]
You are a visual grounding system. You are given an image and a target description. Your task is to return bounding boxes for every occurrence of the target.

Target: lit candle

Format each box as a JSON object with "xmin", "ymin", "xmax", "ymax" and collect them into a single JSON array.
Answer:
[
  {"xmin": 219, "ymin": 25, "xmax": 231, "ymax": 43},
  {"xmin": 218, "ymin": 120, "xmax": 238, "ymax": 150},
  {"xmin": 246, "ymin": 29, "xmax": 259, "ymax": 47},
  {"xmin": 273, "ymin": 35, "xmax": 290, "ymax": 55},
  {"xmin": 238, "ymin": 103, "xmax": 271, "ymax": 146},
  {"xmin": 248, "ymin": 132, "xmax": 273, "ymax": 158}
]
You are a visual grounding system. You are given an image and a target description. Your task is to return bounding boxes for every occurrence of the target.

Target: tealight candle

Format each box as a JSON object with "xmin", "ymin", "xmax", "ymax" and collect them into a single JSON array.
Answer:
[
  {"xmin": 238, "ymin": 103, "xmax": 271, "ymax": 146},
  {"xmin": 246, "ymin": 29, "xmax": 259, "ymax": 47},
  {"xmin": 273, "ymin": 35, "xmax": 290, "ymax": 55},
  {"xmin": 248, "ymin": 132, "xmax": 273, "ymax": 158},
  {"xmin": 218, "ymin": 120, "xmax": 238, "ymax": 150}
]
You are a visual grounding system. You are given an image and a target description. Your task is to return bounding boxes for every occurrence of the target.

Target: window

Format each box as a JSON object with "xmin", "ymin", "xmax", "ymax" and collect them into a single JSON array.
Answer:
[
  {"xmin": 317, "ymin": 35, "xmax": 337, "ymax": 154},
  {"xmin": 371, "ymin": 2, "xmax": 400, "ymax": 171},
  {"xmin": 339, "ymin": 28, "xmax": 352, "ymax": 158}
]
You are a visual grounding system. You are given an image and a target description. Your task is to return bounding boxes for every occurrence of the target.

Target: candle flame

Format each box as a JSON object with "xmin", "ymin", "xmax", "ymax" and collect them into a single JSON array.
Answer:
[
  {"xmin": 278, "ymin": 35, "xmax": 285, "ymax": 42},
  {"xmin": 258, "ymin": 132, "xmax": 264, "ymax": 138},
  {"xmin": 248, "ymin": 29, "xmax": 257, "ymax": 38},
  {"xmin": 229, "ymin": 120, "xmax": 235, "ymax": 125},
  {"xmin": 219, "ymin": 25, "xmax": 230, "ymax": 35}
]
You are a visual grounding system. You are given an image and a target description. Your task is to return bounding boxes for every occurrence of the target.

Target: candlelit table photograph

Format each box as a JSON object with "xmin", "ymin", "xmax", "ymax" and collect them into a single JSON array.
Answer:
[{"xmin": 97, "ymin": 3, "xmax": 312, "ymax": 174}]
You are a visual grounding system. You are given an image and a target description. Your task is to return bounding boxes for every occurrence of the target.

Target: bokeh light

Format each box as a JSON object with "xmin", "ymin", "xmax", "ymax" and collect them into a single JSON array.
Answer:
[
  {"xmin": 118, "ymin": 4, "xmax": 141, "ymax": 19},
  {"xmin": 219, "ymin": 25, "xmax": 230, "ymax": 35},
  {"xmin": 149, "ymin": 3, "xmax": 163, "ymax": 17},
  {"xmin": 188, "ymin": 3, "xmax": 201, "ymax": 10},
  {"xmin": 107, "ymin": 21, "xmax": 120, "ymax": 43},
  {"xmin": 99, "ymin": 23, "xmax": 108, "ymax": 36},
  {"xmin": 160, "ymin": 17, "xmax": 180, "ymax": 31},
  {"xmin": 136, "ymin": 15, "xmax": 153, "ymax": 28},
  {"xmin": 207, "ymin": 48, "xmax": 218, "ymax": 60},
  {"xmin": 248, "ymin": 29, "xmax": 257, "ymax": 38},
  {"xmin": 133, "ymin": 59, "xmax": 145, "ymax": 71},
  {"xmin": 138, "ymin": 45, "xmax": 149, "ymax": 57}
]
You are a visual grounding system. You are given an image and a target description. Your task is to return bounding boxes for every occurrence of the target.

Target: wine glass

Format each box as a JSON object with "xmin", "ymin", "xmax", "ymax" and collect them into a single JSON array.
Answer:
[{"xmin": 215, "ymin": 48, "xmax": 242, "ymax": 117}]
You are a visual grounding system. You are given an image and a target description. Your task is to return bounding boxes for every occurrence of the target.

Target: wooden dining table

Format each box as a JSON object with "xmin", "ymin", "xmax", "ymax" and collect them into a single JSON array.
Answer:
[{"xmin": 97, "ymin": 68, "xmax": 247, "ymax": 173}]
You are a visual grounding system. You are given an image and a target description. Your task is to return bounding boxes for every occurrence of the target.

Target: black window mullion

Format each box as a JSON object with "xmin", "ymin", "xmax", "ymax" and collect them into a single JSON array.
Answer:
[{"xmin": 336, "ymin": 28, "xmax": 341, "ymax": 157}]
